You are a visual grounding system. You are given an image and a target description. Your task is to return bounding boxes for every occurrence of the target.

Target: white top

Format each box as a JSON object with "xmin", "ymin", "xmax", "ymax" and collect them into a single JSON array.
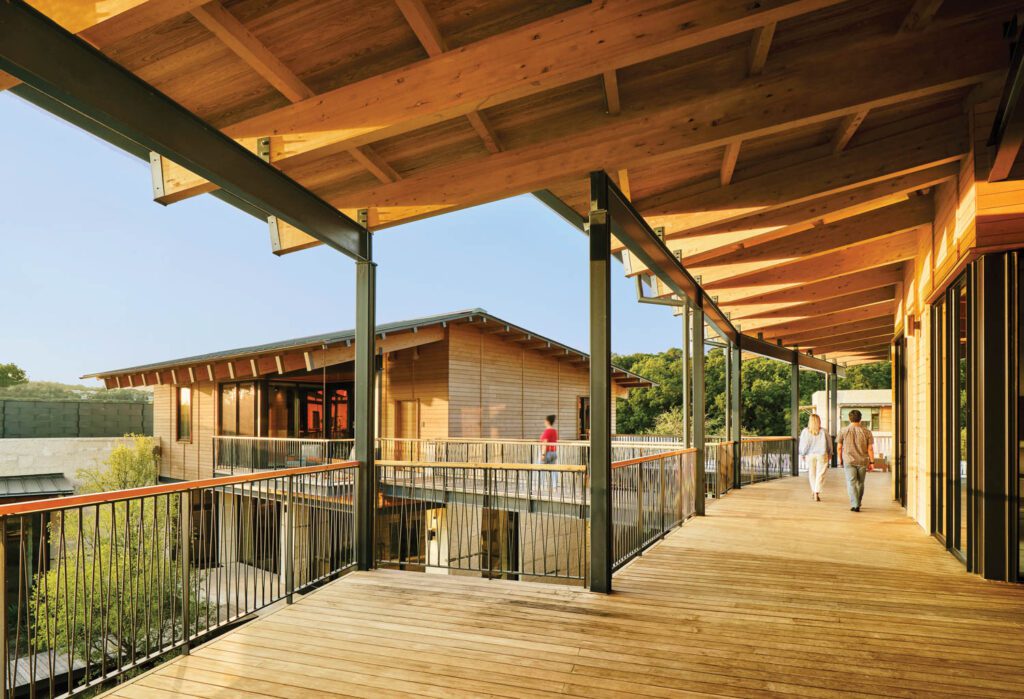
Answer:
[{"xmin": 799, "ymin": 428, "xmax": 831, "ymax": 456}]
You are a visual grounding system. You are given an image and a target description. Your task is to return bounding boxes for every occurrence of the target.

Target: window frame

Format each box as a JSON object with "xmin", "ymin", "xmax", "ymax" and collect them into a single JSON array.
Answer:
[{"xmin": 176, "ymin": 385, "xmax": 193, "ymax": 443}]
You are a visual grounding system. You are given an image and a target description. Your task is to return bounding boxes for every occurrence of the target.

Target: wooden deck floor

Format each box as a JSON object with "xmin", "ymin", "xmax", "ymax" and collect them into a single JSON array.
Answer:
[{"xmin": 107, "ymin": 473, "xmax": 1024, "ymax": 698}]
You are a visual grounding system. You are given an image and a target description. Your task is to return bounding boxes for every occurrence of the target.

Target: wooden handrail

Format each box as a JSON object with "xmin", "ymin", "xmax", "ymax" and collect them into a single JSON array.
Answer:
[
  {"xmin": 376, "ymin": 459, "xmax": 587, "ymax": 473},
  {"xmin": 612, "ymin": 448, "xmax": 696, "ymax": 468},
  {"xmin": 0, "ymin": 460, "xmax": 359, "ymax": 517}
]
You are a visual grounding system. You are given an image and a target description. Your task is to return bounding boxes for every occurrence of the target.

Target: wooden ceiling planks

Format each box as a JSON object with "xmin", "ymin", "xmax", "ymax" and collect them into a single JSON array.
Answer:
[{"xmin": 25, "ymin": 0, "xmax": 1024, "ymax": 362}]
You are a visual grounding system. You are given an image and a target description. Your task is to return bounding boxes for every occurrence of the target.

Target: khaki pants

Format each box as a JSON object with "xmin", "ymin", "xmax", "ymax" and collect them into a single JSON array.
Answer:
[
  {"xmin": 806, "ymin": 454, "xmax": 828, "ymax": 494},
  {"xmin": 845, "ymin": 464, "xmax": 867, "ymax": 508}
]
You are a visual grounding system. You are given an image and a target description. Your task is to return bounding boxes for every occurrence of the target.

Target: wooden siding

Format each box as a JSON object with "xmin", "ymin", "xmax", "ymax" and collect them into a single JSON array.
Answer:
[
  {"xmin": 379, "ymin": 339, "xmax": 449, "ymax": 440},
  {"xmin": 153, "ymin": 380, "xmax": 216, "ymax": 482},
  {"xmin": 447, "ymin": 323, "xmax": 622, "ymax": 440}
]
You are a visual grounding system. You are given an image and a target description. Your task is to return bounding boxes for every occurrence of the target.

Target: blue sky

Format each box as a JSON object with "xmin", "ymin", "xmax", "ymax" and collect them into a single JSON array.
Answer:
[{"xmin": 0, "ymin": 93, "xmax": 680, "ymax": 385}]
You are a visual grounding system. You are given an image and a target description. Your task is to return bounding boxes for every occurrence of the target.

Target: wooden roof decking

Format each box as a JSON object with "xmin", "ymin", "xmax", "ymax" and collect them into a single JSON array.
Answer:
[
  {"xmin": 102, "ymin": 474, "xmax": 1024, "ymax": 698},
  {"xmin": 7, "ymin": 0, "xmax": 1022, "ymax": 364}
]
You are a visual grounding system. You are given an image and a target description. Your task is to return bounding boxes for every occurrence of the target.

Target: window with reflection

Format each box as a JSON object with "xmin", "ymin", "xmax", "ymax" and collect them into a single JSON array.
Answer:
[
  {"xmin": 177, "ymin": 386, "xmax": 192, "ymax": 442},
  {"xmin": 931, "ymin": 271, "xmax": 971, "ymax": 564}
]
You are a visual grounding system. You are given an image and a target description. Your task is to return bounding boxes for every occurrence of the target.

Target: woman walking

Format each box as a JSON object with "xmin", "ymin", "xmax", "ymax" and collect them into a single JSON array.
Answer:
[{"xmin": 800, "ymin": 414, "xmax": 832, "ymax": 501}]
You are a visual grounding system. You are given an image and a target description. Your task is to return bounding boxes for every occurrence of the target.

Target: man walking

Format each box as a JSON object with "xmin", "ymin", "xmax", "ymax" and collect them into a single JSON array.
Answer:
[{"xmin": 837, "ymin": 409, "xmax": 875, "ymax": 512}]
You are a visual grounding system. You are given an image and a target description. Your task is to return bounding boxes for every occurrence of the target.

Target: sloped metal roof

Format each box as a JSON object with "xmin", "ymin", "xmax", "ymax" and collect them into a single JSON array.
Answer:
[
  {"xmin": 84, "ymin": 309, "xmax": 654, "ymax": 388},
  {"xmin": 0, "ymin": 473, "xmax": 74, "ymax": 498}
]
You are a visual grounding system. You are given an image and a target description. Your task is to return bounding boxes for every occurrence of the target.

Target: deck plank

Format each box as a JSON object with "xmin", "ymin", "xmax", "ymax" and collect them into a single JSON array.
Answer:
[{"xmin": 104, "ymin": 473, "xmax": 1024, "ymax": 698}]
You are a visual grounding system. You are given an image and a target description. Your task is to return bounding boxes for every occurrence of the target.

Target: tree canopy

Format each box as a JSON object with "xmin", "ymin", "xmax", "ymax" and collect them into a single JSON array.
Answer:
[
  {"xmin": 615, "ymin": 348, "xmax": 888, "ymax": 437},
  {"xmin": 0, "ymin": 380, "xmax": 151, "ymax": 402},
  {"xmin": 0, "ymin": 362, "xmax": 27, "ymax": 388}
]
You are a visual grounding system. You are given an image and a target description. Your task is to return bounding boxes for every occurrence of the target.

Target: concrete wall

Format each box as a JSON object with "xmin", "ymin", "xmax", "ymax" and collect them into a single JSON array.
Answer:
[
  {"xmin": 0, "ymin": 437, "xmax": 124, "ymax": 484},
  {"xmin": 0, "ymin": 400, "xmax": 152, "ymax": 438}
]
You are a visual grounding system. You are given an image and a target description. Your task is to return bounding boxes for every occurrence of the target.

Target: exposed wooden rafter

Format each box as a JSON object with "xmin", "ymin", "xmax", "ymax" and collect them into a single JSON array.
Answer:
[
  {"xmin": 900, "ymin": 0, "xmax": 944, "ymax": 33},
  {"xmin": 191, "ymin": 2, "xmax": 313, "ymax": 103},
  {"xmin": 748, "ymin": 22, "xmax": 777, "ymax": 76},
  {"xmin": 395, "ymin": 0, "xmax": 502, "ymax": 154},
  {"xmin": 603, "ymin": 70, "xmax": 621, "ymax": 115},
  {"xmin": 831, "ymin": 109, "xmax": 870, "ymax": 153},
  {"xmin": 720, "ymin": 141, "xmax": 741, "ymax": 186}
]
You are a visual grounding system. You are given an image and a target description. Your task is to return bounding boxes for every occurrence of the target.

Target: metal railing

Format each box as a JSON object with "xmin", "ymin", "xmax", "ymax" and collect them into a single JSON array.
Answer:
[
  {"xmin": 0, "ymin": 460, "xmax": 357, "ymax": 698},
  {"xmin": 376, "ymin": 461, "xmax": 587, "ymax": 583},
  {"xmin": 376, "ymin": 437, "xmax": 590, "ymax": 466},
  {"xmin": 213, "ymin": 436, "xmax": 354, "ymax": 474},
  {"xmin": 705, "ymin": 441, "xmax": 736, "ymax": 499},
  {"xmin": 739, "ymin": 437, "xmax": 794, "ymax": 485},
  {"xmin": 376, "ymin": 437, "xmax": 686, "ymax": 467},
  {"xmin": 611, "ymin": 449, "xmax": 697, "ymax": 571}
]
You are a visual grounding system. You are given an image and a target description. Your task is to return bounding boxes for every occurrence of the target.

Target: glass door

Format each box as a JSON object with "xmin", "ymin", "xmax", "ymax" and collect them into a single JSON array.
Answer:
[{"xmin": 952, "ymin": 278, "xmax": 970, "ymax": 560}]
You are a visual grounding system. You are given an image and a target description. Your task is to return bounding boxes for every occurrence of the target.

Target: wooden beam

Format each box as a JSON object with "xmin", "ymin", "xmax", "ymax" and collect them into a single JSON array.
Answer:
[
  {"xmin": 808, "ymin": 333, "xmax": 895, "ymax": 356},
  {"xmin": 755, "ymin": 301, "xmax": 896, "ymax": 341},
  {"xmin": 694, "ymin": 196, "xmax": 933, "ymax": 270},
  {"xmin": 331, "ymin": 18, "xmax": 994, "ymax": 222},
  {"xmin": 731, "ymin": 285, "xmax": 896, "ymax": 322},
  {"xmin": 748, "ymin": 22, "xmax": 776, "ymax": 76},
  {"xmin": 603, "ymin": 70, "xmax": 621, "ymax": 115},
  {"xmin": 224, "ymin": 1, "xmax": 850, "ymax": 143},
  {"xmin": 348, "ymin": 145, "xmax": 401, "ymax": 184},
  {"xmin": 395, "ymin": 0, "xmax": 501, "ymax": 154},
  {"xmin": 2, "ymin": 1, "xmax": 207, "ymax": 91},
  {"xmin": 190, "ymin": 1, "xmax": 314, "ymax": 103},
  {"xmin": 676, "ymin": 163, "xmax": 958, "ymax": 267},
  {"xmin": 617, "ymin": 169, "xmax": 632, "ymax": 199},
  {"xmin": 639, "ymin": 116, "xmax": 965, "ymax": 223},
  {"xmin": 831, "ymin": 109, "xmax": 870, "ymax": 153},
  {"xmin": 786, "ymin": 320, "xmax": 897, "ymax": 347},
  {"xmin": 395, "ymin": 0, "xmax": 446, "ymax": 55},
  {"xmin": 675, "ymin": 161, "xmax": 954, "ymax": 245},
  {"xmin": 464, "ymin": 111, "xmax": 502, "ymax": 154},
  {"xmin": 720, "ymin": 265, "xmax": 905, "ymax": 307},
  {"xmin": 705, "ymin": 228, "xmax": 918, "ymax": 290},
  {"xmin": 900, "ymin": 0, "xmax": 944, "ymax": 33},
  {"xmin": 721, "ymin": 141, "xmax": 741, "ymax": 186}
]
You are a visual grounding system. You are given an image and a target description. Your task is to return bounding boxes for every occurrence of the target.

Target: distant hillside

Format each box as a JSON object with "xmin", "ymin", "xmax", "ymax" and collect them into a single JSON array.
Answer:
[{"xmin": 0, "ymin": 381, "xmax": 152, "ymax": 403}]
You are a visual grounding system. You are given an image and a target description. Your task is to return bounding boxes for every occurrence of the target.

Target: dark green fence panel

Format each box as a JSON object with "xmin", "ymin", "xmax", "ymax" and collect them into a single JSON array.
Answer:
[{"xmin": 0, "ymin": 400, "xmax": 153, "ymax": 438}]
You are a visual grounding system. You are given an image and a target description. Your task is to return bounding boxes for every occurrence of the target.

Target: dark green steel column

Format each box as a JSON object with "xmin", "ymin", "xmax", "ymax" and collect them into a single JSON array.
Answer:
[
  {"xmin": 588, "ymin": 172, "xmax": 613, "ymax": 593},
  {"xmin": 730, "ymin": 340, "xmax": 742, "ymax": 489},
  {"xmin": 693, "ymin": 304, "xmax": 706, "ymax": 516},
  {"xmin": 791, "ymin": 362, "xmax": 800, "ymax": 476},
  {"xmin": 354, "ymin": 234, "xmax": 377, "ymax": 571},
  {"xmin": 829, "ymin": 368, "xmax": 839, "ymax": 468},
  {"xmin": 682, "ymin": 305, "xmax": 691, "ymax": 447}
]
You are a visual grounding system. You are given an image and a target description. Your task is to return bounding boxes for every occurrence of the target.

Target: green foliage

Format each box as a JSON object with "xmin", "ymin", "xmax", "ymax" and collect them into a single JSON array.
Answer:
[
  {"xmin": 30, "ymin": 436, "xmax": 201, "ymax": 667},
  {"xmin": 77, "ymin": 434, "xmax": 158, "ymax": 492},
  {"xmin": 0, "ymin": 362, "xmax": 28, "ymax": 388},
  {"xmin": 615, "ymin": 347, "xmax": 854, "ymax": 437},
  {"xmin": 838, "ymin": 361, "xmax": 891, "ymax": 390},
  {"xmin": 0, "ymin": 380, "xmax": 151, "ymax": 402}
]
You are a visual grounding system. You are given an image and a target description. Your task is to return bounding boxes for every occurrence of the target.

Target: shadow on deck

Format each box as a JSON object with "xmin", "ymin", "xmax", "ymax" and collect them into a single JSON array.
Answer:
[{"xmin": 105, "ymin": 473, "xmax": 1024, "ymax": 698}]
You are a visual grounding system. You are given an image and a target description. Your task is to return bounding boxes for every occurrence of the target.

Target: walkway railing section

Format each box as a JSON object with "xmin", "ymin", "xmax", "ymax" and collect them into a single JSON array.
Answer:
[
  {"xmin": 376, "ymin": 461, "xmax": 587, "ymax": 583},
  {"xmin": 611, "ymin": 449, "xmax": 697, "ymax": 571},
  {"xmin": 707, "ymin": 441, "xmax": 735, "ymax": 499},
  {"xmin": 0, "ymin": 460, "xmax": 356, "ymax": 698},
  {"xmin": 739, "ymin": 437, "xmax": 794, "ymax": 486},
  {"xmin": 213, "ymin": 436, "xmax": 355, "ymax": 474}
]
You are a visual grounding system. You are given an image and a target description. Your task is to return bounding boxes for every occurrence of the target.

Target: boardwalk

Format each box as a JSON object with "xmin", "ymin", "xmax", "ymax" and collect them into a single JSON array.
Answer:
[{"xmin": 106, "ymin": 474, "xmax": 1024, "ymax": 698}]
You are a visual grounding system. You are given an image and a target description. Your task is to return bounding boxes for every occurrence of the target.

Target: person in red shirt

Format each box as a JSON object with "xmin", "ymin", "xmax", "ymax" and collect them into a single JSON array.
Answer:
[
  {"xmin": 539, "ymin": 414, "xmax": 558, "ymax": 464},
  {"xmin": 539, "ymin": 415, "xmax": 559, "ymax": 491}
]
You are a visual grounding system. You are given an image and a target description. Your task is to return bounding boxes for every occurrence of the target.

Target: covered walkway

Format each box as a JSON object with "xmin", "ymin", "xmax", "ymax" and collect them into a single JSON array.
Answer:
[{"xmin": 107, "ymin": 474, "xmax": 1024, "ymax": 698}]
